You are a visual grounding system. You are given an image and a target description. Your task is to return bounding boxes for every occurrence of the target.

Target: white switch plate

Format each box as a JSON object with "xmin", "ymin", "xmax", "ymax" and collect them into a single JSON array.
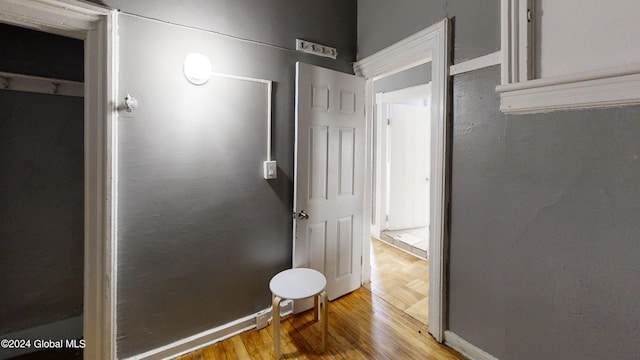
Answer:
[{"xmin": 263, "ymin": 160, "xmax": 277, "ymax": 180}]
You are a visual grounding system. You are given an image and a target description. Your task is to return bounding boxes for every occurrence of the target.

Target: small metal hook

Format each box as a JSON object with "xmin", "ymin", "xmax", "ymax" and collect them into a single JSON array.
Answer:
[{"xmin": 51, "ymin": 82, "xmax": 60, "ymax": 94}]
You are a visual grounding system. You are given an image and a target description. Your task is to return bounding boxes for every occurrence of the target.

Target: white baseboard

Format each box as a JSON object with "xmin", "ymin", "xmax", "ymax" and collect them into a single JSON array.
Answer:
[
  {"xmin": 0, "ymin": 316, "xmax": 83, "ymax": 360},
  {"xmin": 444, "ymin": 330, "xmax": 499, "ymax": 360},
  {"xmin": 126, "ymin": 314, "xmax": 256, "ymax": 360},
  {"xmin": 126, "ymin": 302, "xmax": 293, "ymax": 360}
]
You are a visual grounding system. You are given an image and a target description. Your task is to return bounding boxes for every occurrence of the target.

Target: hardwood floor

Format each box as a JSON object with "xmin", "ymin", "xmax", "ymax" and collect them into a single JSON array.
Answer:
[
  {"xmin": 365, "ymin": 237, "xmax": 429, "ymax": 325},
  {"xmin": 178, "ymin": 238, "xmax": 461, "ymax": 359},
  {"xmin": 179, "ymin": 288, "xmax": 462, "ymax": 360}
]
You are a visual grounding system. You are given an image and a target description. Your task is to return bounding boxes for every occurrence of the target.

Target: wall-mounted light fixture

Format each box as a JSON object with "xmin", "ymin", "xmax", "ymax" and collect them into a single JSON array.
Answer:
[
  {"xmin": 183, "ymin": 53, "xmax": 277, "ymax": 180},
  {"xmin": 183, "ymin": 53, "xmax": 213, "ymax": 85}
]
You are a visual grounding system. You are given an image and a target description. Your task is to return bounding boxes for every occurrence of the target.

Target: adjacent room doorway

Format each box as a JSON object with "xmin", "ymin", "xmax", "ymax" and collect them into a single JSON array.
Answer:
[
  {"xmin": 376, "ymin": 84, "xmax": 431, "ymax": 260},
  {"xmin": 354, "ymin": 18, "xmax": 450, "ymax": 341}
]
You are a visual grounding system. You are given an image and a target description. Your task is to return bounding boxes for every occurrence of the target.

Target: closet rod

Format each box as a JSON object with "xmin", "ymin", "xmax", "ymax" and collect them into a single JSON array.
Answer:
[{"xmin": 0, "ymin": 71, "xmax": 83, "ymax": 97}]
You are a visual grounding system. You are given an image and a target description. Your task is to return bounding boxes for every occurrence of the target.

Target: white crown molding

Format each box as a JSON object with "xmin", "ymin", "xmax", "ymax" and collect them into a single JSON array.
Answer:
[
  {"xmin": 354, "ymin": 20, "xmax": 447, "ymax": 79},
  {"xmin": 496, "ymin": 64, "xmax": 640, "ymax": 114},
  {"xmin": 0, "ymin": 0, "xmax": 110, "ymax": 38}
]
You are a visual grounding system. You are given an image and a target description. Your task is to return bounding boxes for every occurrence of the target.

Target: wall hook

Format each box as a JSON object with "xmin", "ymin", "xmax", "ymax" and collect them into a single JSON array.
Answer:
[{"xmin": 124, "ymin": 94, "xmax": 138, "ymax": 112}]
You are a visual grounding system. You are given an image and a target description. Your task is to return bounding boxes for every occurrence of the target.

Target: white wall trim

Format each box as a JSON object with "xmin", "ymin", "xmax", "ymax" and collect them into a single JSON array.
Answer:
[
  {"xmin": 354, "ymin": 18, "xmax": 450, "ymax": 343},
  {"xmin": 500, "ymin": 0, "xmax": 640, "ymax": 114},
  {"xmin": 444, "ymin": 331, "xmax": 499, "ymax": 360},
  {"xmin": 125, "ymin": 306, "xmax": 293, "ymax": 360},
  {"xmin": 450, "ymin": 51, "xmax": 502, "ymax": 76},
  {"xmin": 354, "ymin": 20, "xmax": 445, "ymax": 79},
  {"xmin": 0, "ymin": 71, "xmax": 83, "ymax": 97},
  {"xmin": 0, "ymin": 2, "xmax": 118, "ymax": 359},
  {"xmin": 500, "ymin": 0, "xmax": 533, "ymax": 85},
  {"xmin": 0, "ymin": 0, "xmax": 110, "ymax": 38},
  {"xmin": 496, "ymin": 64, "xmax": 640, "ymax": 114}
]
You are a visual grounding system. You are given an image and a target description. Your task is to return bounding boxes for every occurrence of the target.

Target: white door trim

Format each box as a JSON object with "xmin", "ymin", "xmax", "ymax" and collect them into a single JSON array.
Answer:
[
  {"xmin": 0, "ymin": 1, "xmax": 118, "ymax": 358},
  {"xmin": 354, "ymin": 18, "xmax": 450, "ymax": 342}
]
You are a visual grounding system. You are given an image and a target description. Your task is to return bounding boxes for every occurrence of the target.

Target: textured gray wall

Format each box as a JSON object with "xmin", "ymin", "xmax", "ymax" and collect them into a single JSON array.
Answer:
[
  {"xmin": 91, "ymin": 0, "xmax": 356, "ymax": 64},
  {"xmin": 372, "ymin": 63, "xmax": 431, "ymax": 95},
  {"xmin": 359, "ymin": 1, "xmax": 640, "ymax": 359},
  {"xmin": 450, "ymin": 66, "xmax": 640, "ymax": 359},
  {"xmin": 0, "ymin": 23, "xmax": 84, "ymax": 81},
  {"xmin": 0, "ymin": 24, "xmax": 84, "ymax": 335},
  {"xmin": 357, "ymin": 0, "xmax": 499, "ymax": 63},
  {"xmin": 89, "ymin": 0, "xmax": 356, "ymax": 356}
]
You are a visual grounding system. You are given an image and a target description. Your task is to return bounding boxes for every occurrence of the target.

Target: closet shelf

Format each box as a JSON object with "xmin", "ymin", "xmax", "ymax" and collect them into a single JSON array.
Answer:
[{"xmin": 0, "ymin": 71, "xmax": 83, "ymax": 97}]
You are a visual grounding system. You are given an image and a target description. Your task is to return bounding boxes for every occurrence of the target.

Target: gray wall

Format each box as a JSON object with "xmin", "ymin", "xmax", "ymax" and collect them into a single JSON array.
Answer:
[
  {"xmin": 92, "ymin": 0, "xmax": 356, "ymax": 64},
  {"xmin": 357, "ymin": 0, "xmax": 499, "ymax": 63},
  {"xmin": 359, "ymin": 1, "xmax": 640, "ymax": 359},
  {"xmin": 0, "ymin": 25, "xmax": 84, "ymax": 335},
  {"xmin": 372, "ymin": 63, "xmax": 431, "ymax": 95},
  {"xmin": 0, "ymin": 23, "xmax": 84, "ymax": 81},
  {"xmin": 88, "ymin": 1, "xmax": 356, "ymax": 357}
]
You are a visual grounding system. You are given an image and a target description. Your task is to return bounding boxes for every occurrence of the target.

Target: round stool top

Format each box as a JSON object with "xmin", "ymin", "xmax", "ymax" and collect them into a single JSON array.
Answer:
[{"xmin": 269, "ymin": 268, "xmax": 327, "ymax": 300}]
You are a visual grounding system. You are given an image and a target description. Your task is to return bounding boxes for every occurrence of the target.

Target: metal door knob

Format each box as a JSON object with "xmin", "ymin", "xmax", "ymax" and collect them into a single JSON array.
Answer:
[{"xmin": 297, "ymin": 210, "xmax": 310, "ymax": 220}]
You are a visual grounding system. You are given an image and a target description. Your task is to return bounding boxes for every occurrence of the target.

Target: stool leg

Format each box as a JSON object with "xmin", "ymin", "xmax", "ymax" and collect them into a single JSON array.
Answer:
[
  {"xmin": 314, "ymin": 294, "xmax": 319, "ymax": 321},
  {"xmin": 272, "ymin": 295, "xmax": 282, "ymax": 359},
  {"xmin": 320, "ymin": 290, "xmax": 328, "ymax": 351}
]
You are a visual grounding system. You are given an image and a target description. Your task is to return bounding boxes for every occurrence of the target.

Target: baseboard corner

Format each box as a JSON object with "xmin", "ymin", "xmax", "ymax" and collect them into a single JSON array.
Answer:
[{"xmin": 444, "ymin": 330, "xmax": 499, "ymax": 360}]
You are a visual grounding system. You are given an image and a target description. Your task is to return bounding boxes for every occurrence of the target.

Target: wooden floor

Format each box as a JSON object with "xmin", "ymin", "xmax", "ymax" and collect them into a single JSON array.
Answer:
[
  {"xmin": 365, "ymin": 237, "xmax": 429, "ymax": 324},
  {"xmin": 178, "ymin": 239, "xmax": 462, "ymax": 360}
]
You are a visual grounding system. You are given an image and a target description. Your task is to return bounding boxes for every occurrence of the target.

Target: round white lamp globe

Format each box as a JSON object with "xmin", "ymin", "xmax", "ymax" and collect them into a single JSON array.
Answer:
[{"xmin": 183, "ymin": 53, "xmax": 212, "ymax": 85}]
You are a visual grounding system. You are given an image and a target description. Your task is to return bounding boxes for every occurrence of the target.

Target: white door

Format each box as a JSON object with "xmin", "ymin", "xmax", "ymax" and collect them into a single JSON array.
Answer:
[
  {"xmin": 293, "ymin": 62, "xmax": 365, "ymax": 307},
  {"xmin": 387, "ymin": 103, "xmax": 430, "ymax": 230}
]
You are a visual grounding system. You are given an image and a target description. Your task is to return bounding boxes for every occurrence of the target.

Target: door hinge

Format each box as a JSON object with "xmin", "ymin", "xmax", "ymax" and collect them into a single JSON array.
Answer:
[
  {"xmin": 387, "ymin": 118, "xmax": 391, "ymax": 125},
  {"xmin": 527, "ymin": 8, "xmax": 532, "ymax": 22}
]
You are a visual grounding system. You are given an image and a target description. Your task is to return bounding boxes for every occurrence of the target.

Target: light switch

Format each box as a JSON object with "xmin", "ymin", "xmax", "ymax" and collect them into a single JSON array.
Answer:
[{"xmin": 263, "ymin": 160, "xmax": 277, "ymax": 180}]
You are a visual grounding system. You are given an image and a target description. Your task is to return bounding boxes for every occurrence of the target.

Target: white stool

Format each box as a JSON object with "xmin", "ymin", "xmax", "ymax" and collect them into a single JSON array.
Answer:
[{"xmin": 269, "ymin": 268, "xmax": 328, "ymax": 359}]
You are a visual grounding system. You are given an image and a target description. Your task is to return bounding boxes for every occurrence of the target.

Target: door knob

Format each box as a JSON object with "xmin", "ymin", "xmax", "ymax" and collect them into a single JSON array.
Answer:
[{"xmin": 297, "ymin": 210, "xmax": 310, "ymax": 220}]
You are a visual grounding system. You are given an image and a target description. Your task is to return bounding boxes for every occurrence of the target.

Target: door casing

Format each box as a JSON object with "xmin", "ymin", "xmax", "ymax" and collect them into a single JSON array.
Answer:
[{"xmin": 354, "ymin": 18, "xmax": 450, "ymax": 342}]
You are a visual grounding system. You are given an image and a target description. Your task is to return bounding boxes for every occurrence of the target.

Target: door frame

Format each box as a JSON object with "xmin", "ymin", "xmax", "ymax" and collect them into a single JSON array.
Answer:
[
  {"xmin": 0, "ymin": 1, "xmax": 118, "ymax": 358},
  {"xmin": 354, "ymin": 18, "xmax": 450, "ymax": 342}
]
